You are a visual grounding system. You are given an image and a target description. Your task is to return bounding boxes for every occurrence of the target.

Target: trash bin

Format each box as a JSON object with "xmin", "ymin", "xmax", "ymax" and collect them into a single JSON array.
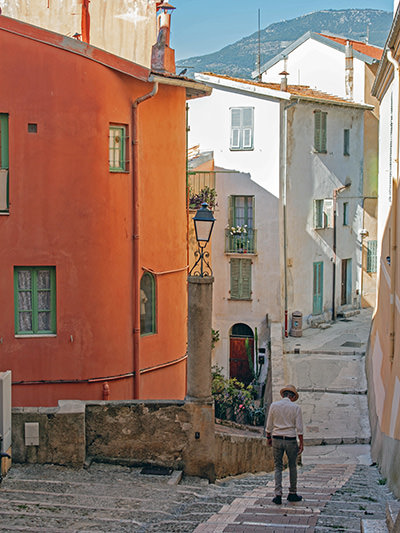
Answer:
[{"xmin": 290, "ymin": 311, "xmax": 303, "ymax": 337}]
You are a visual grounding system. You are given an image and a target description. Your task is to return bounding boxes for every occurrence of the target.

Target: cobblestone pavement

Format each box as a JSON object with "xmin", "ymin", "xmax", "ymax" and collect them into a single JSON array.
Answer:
[{"xmin": 0, "ymin": 457, "xmax": 398, "ymax": 532}]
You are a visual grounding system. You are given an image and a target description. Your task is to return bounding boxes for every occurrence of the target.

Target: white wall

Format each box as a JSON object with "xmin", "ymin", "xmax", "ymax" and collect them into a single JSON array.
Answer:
[
  {"xmin": 188, "ymin": 85, "xmax": 281, "ymax": 198},
  {"xmin": 262, "ymin": 38, "xmax": 366, "ymax": 103},
  {"xmin": 286, "ymin": 102, "xmax": 364, "ymax": 320},
  {"xmin": 377, "ymin": 83, "xmax": 397, "ymax": 262}
]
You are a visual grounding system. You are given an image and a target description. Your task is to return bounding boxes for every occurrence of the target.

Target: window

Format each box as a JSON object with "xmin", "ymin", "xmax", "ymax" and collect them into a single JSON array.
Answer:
[
  {"xmin": 0, "ymin": 113, "xmax": 9, "ymax": 212},
  {"xmin": 140, "ymin": 272, "xmax": 156, "ymax": 335},
  {"xmin": 230, "ymin": 258, "xmax": 252, "ymax": 300},
  {"xmin": 343, "ymin": 129, "xmax": 350, "ymax": 156},
  {"xmin": 109, "ymin": 125, "xmax": 127, "ymax": 171},
  {"xmin": 314, "ymin": 199, "xmax": 333, "ymax": 229},
  {"xmin": 230, "ymin": 107, "xmax": 254, "ymax": 151},
  {"xmin": 343, "ymin": 202, "xmax": 349, "ymax": 226},
  {"xmin": 227, "ymin": 195, "xmax": 256, "ymax": 253},
  {"xmin": 314, "ymin": 110, "xmax": 327, "ymax": 153},
  {"xmin": 367, "ymin": 240, "xmax": 377, "ymax": 273},
  {"xmin": 14, "ymin": 267, "xmax": 56, "ymax": 335}
]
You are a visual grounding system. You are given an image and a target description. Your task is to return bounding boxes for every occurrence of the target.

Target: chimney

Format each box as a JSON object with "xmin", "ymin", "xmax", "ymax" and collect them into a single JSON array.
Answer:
[
  {"xmin": 81, "ymin": 0, "xmax": 90, "ymax": 44},
  {"xmin": 345, "ymin": 40, "xmax": 354, "ymax": 100},
  {"xmin": 279, "ymin": 71, "xmax": 289, "ymax": 91},
  {"xmin": 151, "ymin": 1, "xmax": 176, "ymax": 74}
]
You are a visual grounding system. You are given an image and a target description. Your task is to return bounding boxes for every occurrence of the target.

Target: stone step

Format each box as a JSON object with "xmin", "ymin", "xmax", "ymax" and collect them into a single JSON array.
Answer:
[
  {"xmin": 387, "ymin": 502, "xmax": 400, "ymax": 532},
  {"xmin": 361, "ymin": 519, "xmax": 388, "ymax": 533}
]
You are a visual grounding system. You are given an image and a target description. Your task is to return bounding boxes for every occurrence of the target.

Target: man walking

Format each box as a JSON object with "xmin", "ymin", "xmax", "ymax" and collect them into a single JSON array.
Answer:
[{"xmin": 266, "ymin": 384, "xmax": 304, "ymax": 505}]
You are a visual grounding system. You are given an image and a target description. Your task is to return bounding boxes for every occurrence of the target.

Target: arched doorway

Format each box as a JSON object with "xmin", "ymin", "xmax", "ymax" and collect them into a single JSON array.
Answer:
[{"xmin": 229, "ymin": 323, "xmax": 254, "ymax": 386}]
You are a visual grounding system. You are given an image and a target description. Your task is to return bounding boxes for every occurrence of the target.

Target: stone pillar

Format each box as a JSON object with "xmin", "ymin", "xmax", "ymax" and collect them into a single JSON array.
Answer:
[{"xmin": 187, "ymin": 276, "xmax": 214, "ymax": 402}]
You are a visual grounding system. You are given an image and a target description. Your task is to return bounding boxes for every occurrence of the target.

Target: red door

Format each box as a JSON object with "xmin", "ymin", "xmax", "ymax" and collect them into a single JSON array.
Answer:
[{"xmin": 229, "ymin": 337, "xmax": 254, "ymax": 386}]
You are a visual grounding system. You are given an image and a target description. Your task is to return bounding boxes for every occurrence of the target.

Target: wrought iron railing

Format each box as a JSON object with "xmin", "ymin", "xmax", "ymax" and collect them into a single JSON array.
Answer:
[{"xmin": 225, "ymin": 228, "xmax": 257, "ymax": 254}]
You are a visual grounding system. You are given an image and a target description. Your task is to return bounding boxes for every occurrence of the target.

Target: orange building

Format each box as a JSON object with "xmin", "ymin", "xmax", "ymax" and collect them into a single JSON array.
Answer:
[{"xmin": 0, "ymin": 13, "xmax": 209, "ymax": 406}]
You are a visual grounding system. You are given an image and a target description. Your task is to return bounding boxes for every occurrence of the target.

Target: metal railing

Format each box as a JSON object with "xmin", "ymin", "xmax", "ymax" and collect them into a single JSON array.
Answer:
[{"xmin": 225, "ymin": 228, "xmax": 257, "ymax": 254}]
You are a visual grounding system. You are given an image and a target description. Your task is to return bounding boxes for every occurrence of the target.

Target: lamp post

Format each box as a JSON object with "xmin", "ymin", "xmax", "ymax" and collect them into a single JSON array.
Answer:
[
  {"xmin": 189, "ymin": 202, "xmax": 215, "ymax": 277},
  {"xmin": 187, "ymin": 202, "xmax": 215, "ymax": 402},
  {"xmin": 186, "ymin": 202, "xmax": 216, "ymax": 481}
]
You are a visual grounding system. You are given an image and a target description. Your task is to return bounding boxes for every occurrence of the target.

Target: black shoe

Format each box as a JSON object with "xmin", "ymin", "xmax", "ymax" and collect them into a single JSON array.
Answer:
[
  {"xmin": 287, "ymin": 493, "xmax": 302, "ymax": 502},
  {"xmin": 272, "ymin": 495, "xmax": 282, "ymax": 505}
]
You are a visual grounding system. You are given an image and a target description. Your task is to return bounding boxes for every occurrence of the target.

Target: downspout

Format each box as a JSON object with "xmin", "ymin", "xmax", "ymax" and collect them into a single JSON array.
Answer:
[
  {"xmin": 283, "ymin": 99, "xmax": 299, "ymax": 337},
  {"xmin": 131, "ymin": 82, "xmax": 159, "ymax": 398},
  {"xmin": 387, "ymin": 49, "xmax": 399, "ymax": 363}
]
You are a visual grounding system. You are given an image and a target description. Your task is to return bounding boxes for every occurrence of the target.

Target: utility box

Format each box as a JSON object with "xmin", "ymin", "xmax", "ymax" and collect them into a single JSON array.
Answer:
[{"xmin": 290, "ymin": 311, "xmax": 303, "ymax": 337}]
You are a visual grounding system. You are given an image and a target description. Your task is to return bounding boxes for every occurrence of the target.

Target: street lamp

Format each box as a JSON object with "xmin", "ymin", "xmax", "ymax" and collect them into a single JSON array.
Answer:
[{"xmin": 190, "ymin": 202, "xmax": 215, "ymax": 277}]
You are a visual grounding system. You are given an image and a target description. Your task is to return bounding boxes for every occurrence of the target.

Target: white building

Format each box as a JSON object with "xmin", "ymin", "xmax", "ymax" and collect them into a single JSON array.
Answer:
[
  {"xmin": 188, "ymin": 73, "xmax": 370, "ymax": 383},
  {"xmin": 253, "ymin": 32, "xmax": 382, "ymax": 308}
]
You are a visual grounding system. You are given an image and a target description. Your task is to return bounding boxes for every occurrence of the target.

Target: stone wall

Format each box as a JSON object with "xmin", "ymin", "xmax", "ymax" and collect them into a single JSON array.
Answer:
[
  {"xmin": 215, "ymin": 433, "xmax": 274, "ymax": 479},
  {"xmin": 10, "ymin": 399, "xmax": 272, "ymax": 481}
]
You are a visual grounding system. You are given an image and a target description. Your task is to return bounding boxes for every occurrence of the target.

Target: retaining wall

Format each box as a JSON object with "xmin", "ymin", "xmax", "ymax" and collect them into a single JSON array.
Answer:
[{"xmin": 11, "ymin": 399, "xmax": 273, "ymax": 481}]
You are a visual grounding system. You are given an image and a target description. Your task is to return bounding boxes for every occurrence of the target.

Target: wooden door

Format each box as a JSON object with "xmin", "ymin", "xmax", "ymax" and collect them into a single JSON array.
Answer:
[
  {"xmin": 229, "ymin": 337, "xmax": 254, "ymax": 386},
  {"xmin": 313, "ymin": 261, "xmax": 323, "ymax": 315}
]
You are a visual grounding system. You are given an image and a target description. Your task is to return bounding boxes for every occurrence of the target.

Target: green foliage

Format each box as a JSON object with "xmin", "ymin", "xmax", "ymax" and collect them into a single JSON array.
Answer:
[
  {"xmin": 378, "ymin": 478, "xmax": 387, "ymax": 485},
  {"xmin": 211, "ymin": 366, "xmax": 265, "ymax": 426},
  {"xmin": 189, "ymin": 186, "xmax": 218, "ymax": 210},
  {"xmin": 211, "ymin": 329, "xmax": 220, "ymax": 349}
]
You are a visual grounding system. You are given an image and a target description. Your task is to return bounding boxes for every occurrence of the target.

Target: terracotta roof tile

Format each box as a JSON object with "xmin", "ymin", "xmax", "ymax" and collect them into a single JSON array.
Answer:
[
  {"xmin": 318, "ymin": 34, "xmax": 383, "ymax": 60},
  {"xmin": 201, "ymin": 73, "xmax": 363, "ymax": 106}
]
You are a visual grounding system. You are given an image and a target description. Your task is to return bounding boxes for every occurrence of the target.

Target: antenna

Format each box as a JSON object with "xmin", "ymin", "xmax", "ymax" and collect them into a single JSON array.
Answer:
[
  {"xmin": 257, "ymin": 9, "xmax": 261, "ymax": 81},
  {"xmin": 366, "ymin": 23, "xmax": 370, "ymax": 44}
]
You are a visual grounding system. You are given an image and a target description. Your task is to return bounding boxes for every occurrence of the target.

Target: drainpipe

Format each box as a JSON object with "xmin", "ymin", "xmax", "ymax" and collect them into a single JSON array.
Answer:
[
  {"xmin": 332, "ymin": 183, "xmax": 350, "ymax": 321},
  {"xmin": 131, "ymin": 82, "xmax": 159, "ymax": 398},
  {"xmin": 387, "ymin": 49, "xmax": 399, "ymax": 363},
  {"xmin": 282, "ymin": 99, "xmax": 299, "ymax": 337}
]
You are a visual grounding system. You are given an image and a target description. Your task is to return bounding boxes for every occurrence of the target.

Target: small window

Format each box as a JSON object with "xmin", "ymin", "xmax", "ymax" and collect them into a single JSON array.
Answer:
[
  {"xmin": 0, "ymin": 113, "xmax": 9, "ymax": 212},
  {"xmin": 230, "ymin": 107, "xmax": 254, "ymax": 151},
  {"xmin": 230, "ymin": 258, "xmax": 252, "ymax": 300},
  {"xmin": 367, "ymin": 240, "xmax": 377, "ymax": 273},
  {"xmin": 140, "ymin": 272, "xmax": 156, "ymax": 335},
  {"xmin": 109, "ymin": 125, "xmax": 127, "ymax": 171},
  {"xmin": 14, "ymin": 267, "xmax": 56, "ymax": 335},
  {"xmin": 314, "ymin": 110, "xmax": 327, "ymax": 153},
  {"xmin": 343, "ymin": 202, "xmax": 349, "ymax": 226},
  {"xmin": 314, "ymin": 199, "xmax": 333, "ymax": 229},
  {"xmin": 344, "ymin": 129, "xmax": 350, "ymax": 156}
]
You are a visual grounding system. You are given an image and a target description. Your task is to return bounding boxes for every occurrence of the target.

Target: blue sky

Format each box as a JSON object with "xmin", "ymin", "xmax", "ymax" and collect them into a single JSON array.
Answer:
[{"xmin": 171, "ymin": 0, "xmax": 394, "ymax": 60}]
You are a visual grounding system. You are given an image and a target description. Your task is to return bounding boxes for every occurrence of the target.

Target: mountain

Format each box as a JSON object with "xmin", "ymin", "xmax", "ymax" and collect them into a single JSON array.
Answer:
[{"xmin": 177, "ymin": 9, "xmax": 392, "ymax": 79}]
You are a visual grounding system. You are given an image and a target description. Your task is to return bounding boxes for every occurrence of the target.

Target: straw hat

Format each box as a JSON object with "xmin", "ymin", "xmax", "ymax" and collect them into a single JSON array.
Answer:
[{"xmin": 280, "ymin": 384, "xmax": 299, "ymax": 401}]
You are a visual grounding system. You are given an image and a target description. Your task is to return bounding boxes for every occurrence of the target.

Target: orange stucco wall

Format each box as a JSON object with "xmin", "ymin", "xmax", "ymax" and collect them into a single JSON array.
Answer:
[{"xmin": 0, "ymin": 20, "xmax": 188, "ymax": 405}]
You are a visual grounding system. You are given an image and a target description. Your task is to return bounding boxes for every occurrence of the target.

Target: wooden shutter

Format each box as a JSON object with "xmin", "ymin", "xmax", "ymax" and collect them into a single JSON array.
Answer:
[
  {"xmin": 324, "ymin": 198, "xmax": 334, "ymax": 228},
  {"xmin": 230, "ymin": 109, "xmax": 241, "ymax": 149},
  {"xmin": 314, "ymin": 110, "xmax": 327, "ymax": 153},
  {"xmin": 230, "ymin": 258, "xmax": 240, "ymax": 299},
  {"xmin": 314, "ymin": 199, "xmax": 323, "ymax": 228},
  {"xmin": 242, "ymin": 108, "xmax": 254, "ymax": 149},
  {"xmin": 367, "ymin": 240, "xmax": 377, "ymax": 273},
  {"xmin": 228, "ymin": 195, "xmax": 235, "ymax": 226},
  {"xmin": 241, "ymin": 259, "xmax": 252, "ymax": 299}
]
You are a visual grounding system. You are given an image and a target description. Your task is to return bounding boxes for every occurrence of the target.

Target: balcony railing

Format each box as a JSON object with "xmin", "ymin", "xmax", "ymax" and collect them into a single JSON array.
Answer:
[
  {"xmin": 188, "ymin": 171, "xmax": 216, "ymax": 195},
  {"xmin": 225, "ymin": 228, "xmax": 257, "ymax": 254}
]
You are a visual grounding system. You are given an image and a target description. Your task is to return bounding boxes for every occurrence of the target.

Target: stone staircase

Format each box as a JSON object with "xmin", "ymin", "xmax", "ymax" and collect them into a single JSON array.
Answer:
[{"xmin": 361, "ymin": 501, "xmax": 400, "ymax": 533}]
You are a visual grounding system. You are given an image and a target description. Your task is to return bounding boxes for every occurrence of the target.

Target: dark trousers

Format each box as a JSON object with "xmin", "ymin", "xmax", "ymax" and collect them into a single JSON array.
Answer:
[{"xmin": 272, "ymin": 438, "xmax": 299, "ymax": 496}]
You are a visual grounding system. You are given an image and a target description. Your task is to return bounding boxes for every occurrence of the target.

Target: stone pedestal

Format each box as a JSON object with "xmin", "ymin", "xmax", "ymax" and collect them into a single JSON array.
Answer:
[{"xmin": 186, "ymin": 276, "xmax": 214, "ymax": 402}]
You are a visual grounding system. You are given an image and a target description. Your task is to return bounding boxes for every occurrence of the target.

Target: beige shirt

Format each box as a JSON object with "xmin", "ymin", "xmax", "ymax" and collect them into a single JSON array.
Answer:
[{"xmin": 266, "ymin": 397, "xmax": 304, "ymax": 437}]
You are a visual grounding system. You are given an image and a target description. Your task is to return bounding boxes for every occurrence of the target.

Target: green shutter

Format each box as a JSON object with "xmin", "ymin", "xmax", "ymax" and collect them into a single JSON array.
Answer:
[
  {"xmin": 230, "ymin": 258, "xmax": 252, "ymax": 300},
  {"xmin": 228, "ymin": 195, "xmax": 235, "ymax": 226},
  {"xmin": 344, "ymin": 129, "xmax": 350, "ymax": 156},
  {"xmin": 241, "ymin": 259, "xmax": 252, "ymax": 299},
  {"xmin": 367, "ymin": 240, "xmax": 377, "ymax": 273},
  {"xmin": 314, "ymin": 199, "xmax": 323, "ymax": 228},
  {"xmin": 230, "ymin": 258, "xmax": 240, "ymax": 299},
  {"xmin": 0, "ymin": 114, "xmax": 9, "ymax": 169},
  {"xmin": 314, "ymin": 111, "xmax": 327, "ymax": 153}
]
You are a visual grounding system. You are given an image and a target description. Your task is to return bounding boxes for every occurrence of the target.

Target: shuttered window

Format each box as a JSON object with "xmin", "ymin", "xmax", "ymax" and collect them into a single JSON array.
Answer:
[
  {"xmin": 109, "ymin": 125, "xmax": 128, "ymax": 171},
  {"xmin": 14, "ymin": 267, "xmax": 56, "ymax": 335},
  {"xmin": 366, "ymin": 240, "xmax": 377, "ymax": 273},
  {"xmin": 230, "ymin": 107, "xmax": 254, "ymax": 151},
  {"xmin": 140, "ymin": 272, "xmax": 156, "ymax": 335},
  {"xmin": 314, "ymin": 199, "xmax": 333, "ymax": 229},
  {"xmin": 230, "ymin": 258, "xmax": 252, "ymax": 300},
  {"xmin": 0, "ymin": 114, "xmax": 9, "ymax": 212},
  {"xmin": 344, "ymin": 129, "xmax": 350, "ymax": 156},
  {"xmin": 314, "ymin": 110, "xmax": 327, "ymax": 153}
]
